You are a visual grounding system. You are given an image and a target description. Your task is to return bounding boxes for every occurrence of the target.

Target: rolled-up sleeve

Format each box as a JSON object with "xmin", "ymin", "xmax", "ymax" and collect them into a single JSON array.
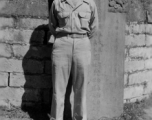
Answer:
[
  {"xmin": 49, "ymin": 1, "xmax": 58, "ymax": 36},
  {"xmin": 89, "ymin": 1, "xmax": 98, "ymax": 39}
]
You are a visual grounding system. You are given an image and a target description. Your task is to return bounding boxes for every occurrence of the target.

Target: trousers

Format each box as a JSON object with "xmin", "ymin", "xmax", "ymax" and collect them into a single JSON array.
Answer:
[{"xmin": 51, "ymin": 35, "xmax": 91, "ymax": 120}]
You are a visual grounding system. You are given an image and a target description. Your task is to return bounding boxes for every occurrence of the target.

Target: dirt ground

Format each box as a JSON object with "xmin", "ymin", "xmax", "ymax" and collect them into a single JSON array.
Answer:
[{"xmin": 1, "ymin": 95, "xmax": 152, "ymax": 120}]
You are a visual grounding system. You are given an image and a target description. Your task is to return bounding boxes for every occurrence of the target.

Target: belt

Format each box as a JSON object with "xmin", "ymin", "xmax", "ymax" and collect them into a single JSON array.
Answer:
[{"xmin": 56, "ymin": 33, "xmax": 88, "ymax": 38}]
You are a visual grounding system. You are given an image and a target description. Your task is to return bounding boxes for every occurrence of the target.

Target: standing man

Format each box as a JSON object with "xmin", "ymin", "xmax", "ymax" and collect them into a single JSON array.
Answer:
[{"xmin": 49, "ymin": 0, "xmax": 98, "ymax": 120}]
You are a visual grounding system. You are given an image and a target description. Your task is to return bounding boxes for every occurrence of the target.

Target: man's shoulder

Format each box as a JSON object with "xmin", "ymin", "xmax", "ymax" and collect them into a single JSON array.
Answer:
[
  {"xmin": 53, "ymin": 0, "xmax": 61, "ymax": 5},
  {"xmin": 84, "ymin": 0, "xmax": 95, "ymax": 5}
]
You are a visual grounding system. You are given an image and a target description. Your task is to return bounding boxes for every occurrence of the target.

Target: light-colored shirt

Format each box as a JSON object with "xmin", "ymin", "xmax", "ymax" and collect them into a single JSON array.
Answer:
[{"xmin": 49, "ymin": 0, "xmax": 98, "ymax": 39}]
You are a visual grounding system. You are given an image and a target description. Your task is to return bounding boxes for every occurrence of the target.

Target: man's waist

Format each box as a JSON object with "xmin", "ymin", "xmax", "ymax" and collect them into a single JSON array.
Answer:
[{"xmin": 56, "ymin": 32, "xmax": 88, "ymax": 38}]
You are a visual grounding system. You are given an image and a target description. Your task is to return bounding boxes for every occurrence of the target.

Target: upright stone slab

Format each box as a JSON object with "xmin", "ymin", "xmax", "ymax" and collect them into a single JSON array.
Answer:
[{"xmin": 87, "ymin": 0, "xmax": 125, "ymax": 119}]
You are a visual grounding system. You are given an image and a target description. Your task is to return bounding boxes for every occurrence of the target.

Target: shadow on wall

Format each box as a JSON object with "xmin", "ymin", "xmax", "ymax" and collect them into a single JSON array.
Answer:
[{"xmin": 20, "ymin": 23, "xmax": 73, "ymax": 120}]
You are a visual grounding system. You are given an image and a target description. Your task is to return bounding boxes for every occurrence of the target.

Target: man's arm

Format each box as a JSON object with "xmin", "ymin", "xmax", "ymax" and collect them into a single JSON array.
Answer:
[
  {"xmin": 49, "ymin": 1, "xmax": 58, "ymax": 36},
  {"xmin": 89, "ymin": 0, "xmax": 98, "ymax": 39}
]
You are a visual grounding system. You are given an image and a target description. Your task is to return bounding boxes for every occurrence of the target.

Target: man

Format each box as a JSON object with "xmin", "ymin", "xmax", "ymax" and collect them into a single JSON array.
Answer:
[{"xmin": 49, "ymin": 0, "xmax": 98, "ymax": 120}]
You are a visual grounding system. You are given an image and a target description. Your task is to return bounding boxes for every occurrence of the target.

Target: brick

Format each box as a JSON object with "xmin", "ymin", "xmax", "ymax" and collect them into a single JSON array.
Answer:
[
  {"xmin": 45, "ymin": 60, "xmax": 52, "ymax": 74},
  {"xmin": 126, "ymin": 24, "xmax": 146, "ymax": 34},
  {"xmin": 126, "ymin": 0, "xmax": 146, "ymax": 22},
  {"xmin": 0, "ymin": 88, "xmax": 25, "ymax": 102},
  {"xmin": 10, "ymin": 73, "xmax": 52, "ymax": 88},
  {"xmin": 0, "ymin": 0, "xmax": 48, "ymax": 17},
  {"xmin": 0, "ymin": 58, "xmax": 43, "ymax": 73},
  {"xmin": 12, "ymin": 45, "xmax": 52, "ymax": 59},
  {"xmin": 129, "ymin": 47, "xmax": 152, "ymax": 59},
  {"xmin": 146, "ymin": 35, "xmax": 152, "ymax": 46},
  {"xmin": 22, "ymin": 59, "xmax": 44, "ymax": 74},
  {"xmin": 12, "ymin": 45, "xmax": 30, "ymax": 58},
  {"xmin": 124, "ymin": 85, "xmax": 144, "ymax": 100},
  {"xmin": 146, "ymin": 24, "xmax": 152, "ymax": 35},
  {"xmin": 0, "ymin": 29, "xmax": 33, "ymax": 44},
  {"xmin": 0, "ymin": 43, "xmax": 12, "ymax": 58},
  {"xmin": 0, "ymin": 88, "xmax": 49, "ymax": 104},
  {"xmin": 125, "ymin": 60, "xmax": 145, "ymax": 73},
  {"xmin": 129, "ymin": 71, "xmax": 152, "ymax": 85},
  {"xmin": 0, "ymin": 17, "xmax": 14, "ymax": 28},
  {"xmin": 125, "ymin": 34, "xmax": 145, "ymax": 47},
  {"xmin": 0, "ymin": 72, "xmax": 8, "ymax": 86},
  {"xmin": 145, "ymin": 59, "xmax": 152, "ymax": 69},
  {"xmin": 0, "ymin": 58, "xmax": 23, "ymax": 72},
  {"xmin": 17, "ymin": 18, "xmax": 48, "ymax": 29}
]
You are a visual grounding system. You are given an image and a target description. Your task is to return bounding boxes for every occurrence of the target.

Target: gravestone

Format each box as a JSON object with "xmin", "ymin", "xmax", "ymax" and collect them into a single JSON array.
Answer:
[{"xmin": 87, "ymin": 0, "xmax": 125, "ymax": 119}]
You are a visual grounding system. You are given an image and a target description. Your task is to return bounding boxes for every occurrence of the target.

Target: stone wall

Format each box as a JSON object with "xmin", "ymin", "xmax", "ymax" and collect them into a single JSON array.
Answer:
[
  {"xmin": 0, "ymin": 0, "xmax": 53, "ymax": 110},
  {"xmin": 124, "ymin": 0, "xmax": 152, "ymax": 102},
  {"xmin": 0, "ymin": 0, "xmax": 152, "ymax": 109}
]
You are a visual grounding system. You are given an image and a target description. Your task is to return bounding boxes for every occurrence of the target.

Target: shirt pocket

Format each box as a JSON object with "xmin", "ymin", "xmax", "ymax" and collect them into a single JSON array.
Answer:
[
  {"xmin": 78, "ymin": 12, "xmax": 90, "ymax": 29},
  {"xmin": 57, "ymin": 12, "xmax": 70, "ymax": 27}
]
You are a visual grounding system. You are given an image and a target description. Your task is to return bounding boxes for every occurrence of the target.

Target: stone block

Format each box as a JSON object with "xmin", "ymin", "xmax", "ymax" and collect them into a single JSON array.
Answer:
[
  {"xmin": 17, "ymin": 18, "xmax": 48, "ymax": 29},
  {"xmin": 0, "ymin": 88, "xmax": 25, "ymax": 102},
  {"xmin": 126, "ymin": 0, "xmax": 146, "ymax": 22},
  {"xmin": 22, "ymin": 59, "xmax": 44, "ymax": 74},
  {"xmin": 10, "ymin": 73, "xmax": 52, "ymax": 88},
  {"xmin": 0, "ymin": 72, "xmax": 8, "ymax": 86},
  {"xmin": 129, "ymin": 47, "xmax": 152, "ymax": 59},
  {"xmin": 124, "ymin": 85, "xmax": 144, "ymax": 100},
  {"xmin": 145, "ymin": 59, "xmax": 152, "ymax": 69},
  {"xmin": 44, "ymin": 60, "xmax": 52, "ymax": 74},
  {"xmin": 145, "ymin": 24, "xmax": 152, "ymax": 35},
  {"xmin": 129, "ymin": 71, "xmax": 152, "ymax": 85},
  {"xmin": 146, "ymin": 35, "xmax": 152, "ymax": 46},
  {"xmin": 125, "ymin": 60, "xmax": 145, "ymax": 73},
  {"xmin": 0, "ymin": 29, "xmax": 33, "ymax": 44},
  {"xmin": 0, "ymin": 87, "xmax": 51, "ymax": 104},
  {"xmin": 0, "ymin": 58, "xmax": 23, "ymax": 72},
  {"xmin": 0, "ymin": 0, "xmax": 48, "ymax": 17},
  {"xmin": 126, "ymin": 23, "xmax": 146, "ymax": 34},
  {"xmin": 13, "ymin": 44, "xmax": 52, "ymax": 59},
  {"xmin": 125, "ymin": 34, "xmax": 145, "ymax": 47},
  {"xmin": 0, "ymin": 43, "xmax": 12, "ymax": 58},
  {"xmin": 0, "ymin": 58, "xmax": 43, "ymax": 73},
  {"xmin": 0, "ymin": 17, "xmax": 14, "ymax": 28}
]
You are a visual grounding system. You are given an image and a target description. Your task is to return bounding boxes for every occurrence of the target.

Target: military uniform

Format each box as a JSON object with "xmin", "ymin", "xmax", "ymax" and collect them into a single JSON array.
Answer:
[{"xmin": 49, "ymin": 0, "xmax": 98, "ymax": 120}]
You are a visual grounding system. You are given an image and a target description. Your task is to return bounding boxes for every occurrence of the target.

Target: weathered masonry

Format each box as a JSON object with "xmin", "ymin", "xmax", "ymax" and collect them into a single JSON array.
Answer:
[{"xmin": 0, "ymin": 0, "xmax": 152, "ymax": 119}]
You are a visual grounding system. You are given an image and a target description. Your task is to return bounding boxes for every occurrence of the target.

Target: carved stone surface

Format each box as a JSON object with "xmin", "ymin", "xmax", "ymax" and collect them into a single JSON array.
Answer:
[{"xmin": 108, "ymin": 0, "xmax": 128, "ymax": 13}]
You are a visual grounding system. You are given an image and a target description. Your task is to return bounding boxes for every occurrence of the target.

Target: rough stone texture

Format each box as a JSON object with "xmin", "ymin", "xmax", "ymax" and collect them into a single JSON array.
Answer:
[
  {"xmin": 0, "ymin": 0, "xmax": 48, "ymax": 18},
  {"xmin": 124, "ymin": 85, "xmax": 144, "ymax": 100},
  {"xmin": 0, "ymin": 43, "xmax": 12, "ymax": 58},
  {"xmin": 10, "ymin": 73, "xmax": 52, "ymax": 88},
  {"xmin": 0, "ymin": 58, "xmax": 44, "ymax": 73},
  {"xmin": 126, "ymin": 23, "xmax": 146, "ymax": 34},
  {"xmin": 129, "ymin": 47, "xmax": 152, "ymax": 59},
  {"xmin": 108, "ymin": 0, "xmax": 128, "ymax": 13},
  {"xmin": 17, "ymin": 18, "xmax": 48, "ymax": 30},
  {"xmin": 0, "ymin": 72, "xmax": 8, "ymax": 86},
  {"xmin": 0, "ymin": 17, "xmax": 14, "ymax": 28},
  {"xmin": 0, "ymin": 29, "xmax": 33, "ymax": 44},
  {"xmin": 125, "ymin": 60, "xmax": 145, "ymax": 73},
  {"xmin": 129, "ymin": 71, "xmax": 152, "ymax": 85},
  {"xmin": 125, "ymin": 34, "xmax": 146, "ymax": 47}
]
